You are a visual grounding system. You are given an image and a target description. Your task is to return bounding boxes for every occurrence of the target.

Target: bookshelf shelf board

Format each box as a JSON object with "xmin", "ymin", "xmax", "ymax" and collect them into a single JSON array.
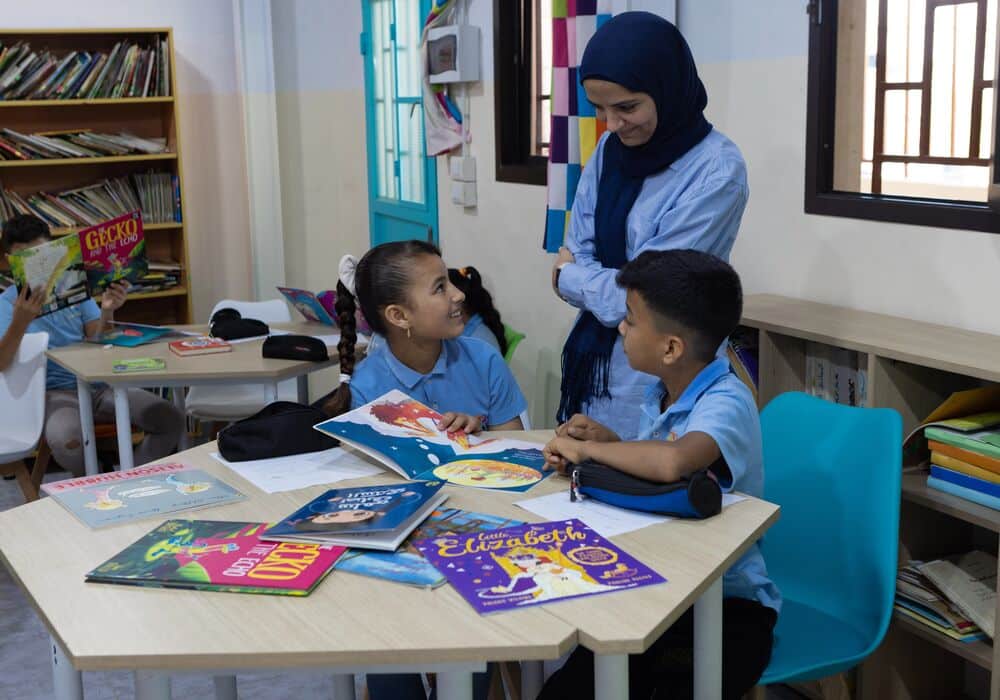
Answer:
[
  {"xmin": 0, "ymin": 98, "xmax": 174, "ymax": 108},
  {"xmin": 93, "ymin": 286, "xmax": 186, "ymax": 303},
  {"xmin": 0, "ymin": 154, "xmax": 176, "ymax": 169},
  {"xmin": 51, "ymin": 222, "xmax": 181, "ymax": 237},
  {"xmin": 902, "ymin": 473, "xmax": 1000, "ymax": 533},
  {"xmin": 893, "ymin": 609, "xmax": 993, "ymax": 670}
]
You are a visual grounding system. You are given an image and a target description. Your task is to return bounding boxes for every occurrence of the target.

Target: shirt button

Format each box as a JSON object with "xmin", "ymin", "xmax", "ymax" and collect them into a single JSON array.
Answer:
[{"xmin": 653, "ymin": 431, "xmax": 660, "ymax": 438}]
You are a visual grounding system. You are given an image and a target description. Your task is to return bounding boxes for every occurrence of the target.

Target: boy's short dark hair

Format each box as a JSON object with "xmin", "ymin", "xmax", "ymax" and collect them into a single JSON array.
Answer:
[
  {"xmin": 617, "ymin": 249, "xmax": 742, "ymax": 362},
  {"xmin": 1, "ymin": 214, "xmax": 51, "ymax": 251}
]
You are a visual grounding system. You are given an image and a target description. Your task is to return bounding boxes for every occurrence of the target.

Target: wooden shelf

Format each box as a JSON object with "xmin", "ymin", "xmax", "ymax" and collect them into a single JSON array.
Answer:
[
  {"xmin": 893, "ymin": 608, "xmax": 993, "ymax": 670},
  {"xmin": 0, "ymin": 97, "xmax": 173, "ymax": 108},
  {"xmin": 901, "ymin": 473, "xmax": 1000, "ymax": 533},
  {"xmin": 121, "ymin": 286, "xmax": 186, "ymax": 301},
  {"xmin": 0, "ymin": 153, "xmax": 176, "ymax": 169},
  {"xmin": 51, "ymin": 222, "xmax": 182, "ymax": 237}
]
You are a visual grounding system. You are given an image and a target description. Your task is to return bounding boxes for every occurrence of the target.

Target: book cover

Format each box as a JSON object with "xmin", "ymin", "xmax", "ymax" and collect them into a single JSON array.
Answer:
[
  {"xmin": 918, "ymin": 552, "xmax": 997, "ymax": 638},
  {"xmin": 930, "ymin": 465, "xmax": 1000, "ymax": 498},
  {"xmin": 169, "ymin": 336, "xmax": 232, "ymax": 357},
  {"xmin": 927, "ymin": 476, "xmax": 1000, "ymax": 512},
  {"xmin": 79, "ymin": 211, "xmax": 148, "ymax": 291},
  {"xmin": 924, "ymin": 425, "xmax": 1000, "ymax": 461},
  {"xmin": 902, "ymin": 387, "xmax": 1000, "ymax": 451},
  {"xmin": 93, "ymin": 321, "xmax": 179, "ymax": 347},
  {"xmin": 314, "ymin": 389, "xmax": 551, "ymax": 491},
  {"xmin": 6, "ymin": 234, "xmax": 88, "ymax": 316},
  {"xmin": 893, "ymin": 604, "xmax": 987, "ymax": 642},
  {"xmin": 932, "ymin": 451, "xmax": 1000, "ymax": 484},
  {"xmin": 317, "ymin": 289, "xmax": 373, "ymax": 336},
  {"xmin": 113, "ymin": 357, "xmax": 166, "ymax": 374},
  {"xmin": 86, "ymin": 520, "xmax": 345, "ymax": 596},
  {"xmin": 415, "ymin": 519, "xmax": 665, "ymax": 614},
  {"xmin": 42, "ymin": 463, "xmax": 245, "ymax": 529},
  {"xmin": 264, "ymin": 480, "xmax": 446, "ymax": 539},
  {"xmin": 277, "ymin": 286, "xmax": 336, "ymax": 325},
  {"xmin": 929, "ymin": 440, "xmax": 1000, "ymax": 475},
  {"xmin": 334, "ymin": 508, "xmax": 525, "ymax": 588}
]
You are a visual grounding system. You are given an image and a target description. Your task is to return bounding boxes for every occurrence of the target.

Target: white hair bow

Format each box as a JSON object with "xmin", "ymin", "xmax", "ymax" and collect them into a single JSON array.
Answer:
[{"xmin": 338, "ymin": 254, "xmax": 359, "ymax": 296}]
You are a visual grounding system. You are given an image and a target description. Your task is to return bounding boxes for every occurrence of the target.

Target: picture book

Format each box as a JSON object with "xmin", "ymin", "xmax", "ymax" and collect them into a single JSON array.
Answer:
[
  {"xmin": 78, "ymin": 210, "xmax": 148, "ymax": 291},
  {"xmin": 86, "ymin": 520, "xmax": 345, "ymax": 596},
  {"xmin": 113, "ymin": 357, "xmax": 166, "ymax": 374},
  {"xmin": 918, "ymin": 551, "xmax": 997, "ymax": 638},
  {"xmin": 169, "ymin": 336, "xmax": 232, "ymax": 357},
  {"xmin": 414, "ymin": 519, "xmax": 665, "ymax": 614},
  {"xmin": 6, "ymin": 233, "xmax": 87, "ymax": 315},
  {"xmin": 41, "ymin": 463, "xmax": 245, "ymax": 528},
  {"xmin": 277, "ymin": 285, "xmax": 373, "ymax": 335},
  {"xmin": 335, "ymin": 508, "xmax": 524, "ymax": 588},
  {"xmin": 90, "ymin": 321, "xmax": 182, "ymax": 347},
  {"xmin": 313, "ymin": 390, "xmax": 551, "ymax": 491},
  {"xmin": 263, "ymin": 480, "xmax": 448, "ymax": 551}
]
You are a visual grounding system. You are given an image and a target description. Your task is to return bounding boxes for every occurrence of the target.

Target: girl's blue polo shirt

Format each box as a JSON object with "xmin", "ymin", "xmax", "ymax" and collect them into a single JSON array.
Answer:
[
  {"xmin": 349, "ymin": 336, "xmax": 527, "ymax": 428},
  {"xmin": 639, "ymin": 357, "xmax": 782, "ymax": 613}
]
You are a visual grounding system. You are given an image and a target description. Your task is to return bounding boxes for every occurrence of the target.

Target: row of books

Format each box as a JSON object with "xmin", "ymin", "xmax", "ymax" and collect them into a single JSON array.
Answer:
[
  {"xmin": 896, "ymin": 552, "xmax": 997, "ymax": 642},
  {"xmin": 0, "ymin": 170, "xmax": 181, "ymax": 228},
  {"xmin": 805, "ymin": 343, "xmax": 868, "ymax": 407},
  {"xmin": 0, "ymin": 128, "xmax": 167, "ymax": 161},
  {"xmin": 917, "ymin": 410, "xmax": 1000, "ymax": 510},
  {"xmin": 0, "ymin": 38, "xmax": 170, "ymax": 101}
]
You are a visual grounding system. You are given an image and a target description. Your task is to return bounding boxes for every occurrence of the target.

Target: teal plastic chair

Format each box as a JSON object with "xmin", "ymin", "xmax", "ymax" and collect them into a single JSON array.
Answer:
[
  {"xmin": 758, "ymin": 392, "xmax": 902, "ymax": 685},
  {"xmin": 503, "ymin": 324, "xmax": 526, "ymax": 364}
]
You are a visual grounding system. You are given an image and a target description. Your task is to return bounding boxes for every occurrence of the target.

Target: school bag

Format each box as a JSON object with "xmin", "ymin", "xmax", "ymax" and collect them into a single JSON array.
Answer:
[{"xmin": 569, "ymin": 461, "xmax": 722, "ymax": 519}]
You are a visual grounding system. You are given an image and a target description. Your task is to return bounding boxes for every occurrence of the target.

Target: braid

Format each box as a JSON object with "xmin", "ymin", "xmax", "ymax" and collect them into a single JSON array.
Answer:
[
  {"xmin": 321, "ymin": 280, "xmax": 358, "ymax": 417},
  {"xmin": 450, "ymin": 266, "xmax": 508, "ymax": 356}
]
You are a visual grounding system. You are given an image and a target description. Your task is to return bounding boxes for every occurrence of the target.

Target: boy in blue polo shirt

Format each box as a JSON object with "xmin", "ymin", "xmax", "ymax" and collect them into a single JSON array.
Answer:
[{"xmin": 540, "ymin": 248, "xmax": 779, "ymax": 700}]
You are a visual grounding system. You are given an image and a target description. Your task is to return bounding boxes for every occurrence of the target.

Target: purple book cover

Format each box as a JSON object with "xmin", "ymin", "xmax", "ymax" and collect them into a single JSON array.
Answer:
[{"xmin": 414, "ymin": 519, "xmax": 665, "ymax": 614}]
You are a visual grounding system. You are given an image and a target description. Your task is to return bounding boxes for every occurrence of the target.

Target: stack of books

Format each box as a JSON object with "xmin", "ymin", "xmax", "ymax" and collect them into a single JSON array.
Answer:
[
  {"xmin": 922, "ymin": 412, "xmax": 1000, "ymax": 510},
  {"xmin": 0, "ymin": 128, "xmax": 167, "ymax": 161},
  {"xmin": 0, "ymin": 37, "xmax": 170, "ymax": 101},
  {"xmin": 0, "ymin": 170, "xmax": 181, "ymax": 228},
  {"xmin": 896, "ymin": 561, "xmax": 988, "ymax": 642}
]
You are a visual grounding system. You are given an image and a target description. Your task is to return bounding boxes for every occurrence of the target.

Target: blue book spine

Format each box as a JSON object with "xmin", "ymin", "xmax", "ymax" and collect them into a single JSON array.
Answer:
[
  {"xmin": 930, "ymin": 465, "xmax": 1000, "ymax": 498},
  {"xmin": 927, "ymin": 476, "xmax": 1000, "ymax": 511}
]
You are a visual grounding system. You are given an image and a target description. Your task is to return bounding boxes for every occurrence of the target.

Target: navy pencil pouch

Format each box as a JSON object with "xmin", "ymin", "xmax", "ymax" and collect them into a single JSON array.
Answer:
[{"xmin": 570, "ymin": 461, "xmax": 722, "ymax": 519}]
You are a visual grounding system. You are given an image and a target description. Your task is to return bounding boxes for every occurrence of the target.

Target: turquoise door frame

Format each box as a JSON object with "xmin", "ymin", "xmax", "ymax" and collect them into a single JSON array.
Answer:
[{"xmin": 361, "ymin": 0, "xmax": 439, "ymax": 247}]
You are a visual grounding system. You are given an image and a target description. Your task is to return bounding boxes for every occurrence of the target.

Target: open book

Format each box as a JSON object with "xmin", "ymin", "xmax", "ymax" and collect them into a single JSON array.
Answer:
[
  {"xmin": 918, "ymin": 551, "xmax": 997, "ymax": 639},
  {"xmin": 6, "ymin": 234, "xmax": 87, "ymax": 315},
  {"xmin": 313, "ymin": 389, "xmax": 551, "ymax": 492}
]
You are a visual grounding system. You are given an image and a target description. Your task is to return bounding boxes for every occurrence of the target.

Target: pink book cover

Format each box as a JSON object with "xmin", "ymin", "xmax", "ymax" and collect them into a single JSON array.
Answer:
[{"xmin": 79, "ymin": 210, "xmax": 148, "ymax": 291}]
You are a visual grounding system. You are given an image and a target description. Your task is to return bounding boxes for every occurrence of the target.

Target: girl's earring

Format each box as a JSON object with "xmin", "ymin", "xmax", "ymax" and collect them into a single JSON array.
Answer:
[{"xmin": 406, "ymin": 326, "xmax": 411, "ymax": 339}]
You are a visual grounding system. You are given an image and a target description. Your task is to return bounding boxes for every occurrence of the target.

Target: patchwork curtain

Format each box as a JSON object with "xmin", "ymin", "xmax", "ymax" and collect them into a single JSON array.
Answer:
[{"xmin": 542, "ymin": 1, "xmax": 614, "ymax": 252}]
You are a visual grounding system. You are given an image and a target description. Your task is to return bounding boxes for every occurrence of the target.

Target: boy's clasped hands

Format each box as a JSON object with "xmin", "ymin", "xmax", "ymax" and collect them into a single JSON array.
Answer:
[{"xmin": 543, "ymin": 413, "xmax": 620, "ymax": 474}]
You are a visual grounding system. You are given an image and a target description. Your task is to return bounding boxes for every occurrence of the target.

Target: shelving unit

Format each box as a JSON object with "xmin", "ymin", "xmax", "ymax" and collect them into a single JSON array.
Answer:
[
  {"xmin": 741, "ymin": 294, "xmax": 1000, "ymax": 700},
  {"xmin": 0, "ymin": 28, "xmax": 191, "ymax": 324}
]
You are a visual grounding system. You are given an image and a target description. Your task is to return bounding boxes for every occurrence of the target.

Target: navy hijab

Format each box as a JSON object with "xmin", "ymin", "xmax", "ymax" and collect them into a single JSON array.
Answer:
[{"xmin": 557, "ymin": 12, "xmax": 713, "ymax": 423}]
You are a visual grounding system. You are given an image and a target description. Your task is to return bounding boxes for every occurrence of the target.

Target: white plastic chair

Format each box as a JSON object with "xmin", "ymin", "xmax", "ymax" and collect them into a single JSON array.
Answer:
[
  {"xmin": 0, "ymin": 332, "xmax": 49, "ymax": 501},
  {"xmin": 184, "ymin": 299, "xmax": 297, "ymax": 423}
]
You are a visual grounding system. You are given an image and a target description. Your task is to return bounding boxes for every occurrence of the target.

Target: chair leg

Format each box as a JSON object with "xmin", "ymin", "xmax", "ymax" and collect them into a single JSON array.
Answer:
[
  {"xmin": 745, "ymin": 685, "xmax": 767, "ymax": 700},
  {"xmin": 32, "ymin": 440, "xmax": 51, "ymax": 492},
  {"xmin": 1, "ymin": 461, "xmax": 39, "ymax": 502},
  {"xmin": 498, "ymin": 661, "xmax": 522, "ymax": 700}
]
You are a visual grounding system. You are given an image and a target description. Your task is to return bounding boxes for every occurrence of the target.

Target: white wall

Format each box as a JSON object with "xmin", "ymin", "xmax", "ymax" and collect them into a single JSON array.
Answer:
[{"xmin": 3, "ymin": 0, "xmax": 255, "ymax": 321}]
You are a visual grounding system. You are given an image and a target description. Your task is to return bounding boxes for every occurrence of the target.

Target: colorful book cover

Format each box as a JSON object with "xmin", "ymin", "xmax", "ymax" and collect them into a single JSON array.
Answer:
[
  {"xmin": 414, "ymin": 518, "xmax": 666, "ymax": 614},
  {"xmin": 932, "ymin": 451, "xmax": 1000, "ymax": 484},
  {"xmin": 335, "ymin": 508, "xmax": 524, "ymax": 588},
  {"xmin": 93, "ymin": 321, "xmax": 178, "ymax": 347},
  {"xmin": 314, "ymin": 389, "xmax": 551, "ymax": 491},
  {"xmin": 925, "ymin": 425, "xmax": 1000, "ymax": 461},
  {"xmin": 113, "ymin": 357, "xmax": 166, "ymax": 374},
  {"xmin": 930, "ymin": 465, "xmax": 1000, "ymax": 498},
  {"xmin": 78, "ymin": 211, "xmax": 148, "ymax": 291},
  {"xmin": 264, "ymin": 481, "xmax": 445, "ymax": 538},
  {"xmin": 926, "ymin": 476, "xmax": 1000, "ymax": 512},
  {"xmin": 277, "ymin": 286, "xmax": 336, "ymax": 325},
  {"xmin": 6, "ymin": 234, "xmax": 88, "ymax": 316},
  {"xmin": 86, "ymin": 520, "xmax": 345, "ymax": 595},
  {"xmin": 317, "ymin": 289, "xmax": 373, "ymax": 336},
  {"xmin": 169, "ymin": 336, "xmax": 232, "ymax": 356},
  {"xmin": 42, "ymin": 463, "xmax": 245, "ymax": 528}
]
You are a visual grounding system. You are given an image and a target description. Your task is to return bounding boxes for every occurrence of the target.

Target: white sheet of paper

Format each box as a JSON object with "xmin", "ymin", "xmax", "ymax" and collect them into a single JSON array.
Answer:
[
  {"xmin": 210, "ymin": 447, "xmax": 383, "ymax": 494},
  {"xmin": 514, "ymin": 491, "xmax": 749, "ymax": 537}
]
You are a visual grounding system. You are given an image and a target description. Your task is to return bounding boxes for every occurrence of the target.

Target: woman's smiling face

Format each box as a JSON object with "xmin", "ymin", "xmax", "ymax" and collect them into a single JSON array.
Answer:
[{"xmin": 583, "ymin": 79, "xmax": 658, "ymax": 147}]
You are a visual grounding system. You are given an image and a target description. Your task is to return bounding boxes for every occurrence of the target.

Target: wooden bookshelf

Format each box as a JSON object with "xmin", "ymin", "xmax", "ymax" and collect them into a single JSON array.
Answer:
[
  {"xmin": 0, "ymin": 27, "xmax": 191, "ymax": 324},
  {"xmin": 741, "ymin": 294, "xmax": 1000, "ymax": 700}
]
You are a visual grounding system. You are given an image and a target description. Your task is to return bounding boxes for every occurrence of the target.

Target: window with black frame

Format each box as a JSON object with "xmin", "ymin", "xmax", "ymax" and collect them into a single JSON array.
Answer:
[
  {"xmin": 805, "ymin": 0, "xmax": 1000, "ymax": 232},
  {"xmin": 494, "ymin": 0, "xmax": 552, "ymax": 185}
]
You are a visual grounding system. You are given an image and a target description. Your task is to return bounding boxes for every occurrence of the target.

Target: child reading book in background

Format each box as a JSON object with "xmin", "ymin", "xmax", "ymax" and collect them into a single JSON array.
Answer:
[
  {"xmin": 0, "ymin": 214, "xmax": 183, "ymax": 476},
  {"xmin": 540, "ymin": 249, "xmax": 780, "ymax": 700},
  {"xmin": 320, "ymin": 240, "xmax": 524, "ymax": 700}
]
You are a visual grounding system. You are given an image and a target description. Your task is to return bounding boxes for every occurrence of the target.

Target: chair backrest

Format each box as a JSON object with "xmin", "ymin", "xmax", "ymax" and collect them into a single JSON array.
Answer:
[
  {"xmin": 760, "ymin": 392, "xmax": 902, "ymax": 637},
  {"xmin": 209, "ymin": 298, "xmax": 292, "ymax": 324},
  {"xmin": 503, "ymin": 324, "xmax": 526, "ymax": 364},
  {"xmin": 0, "ymin": 331, "xmax": 49, "ymax": 447}
]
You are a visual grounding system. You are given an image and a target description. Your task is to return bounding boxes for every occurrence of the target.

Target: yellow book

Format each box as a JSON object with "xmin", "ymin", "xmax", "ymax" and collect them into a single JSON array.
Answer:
[{"xmin": 932, "ymin": 452, "xmax": 1000, "ymax": 485}]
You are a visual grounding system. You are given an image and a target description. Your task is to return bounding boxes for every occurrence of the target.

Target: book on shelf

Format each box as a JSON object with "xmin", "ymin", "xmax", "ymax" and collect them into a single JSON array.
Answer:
[
  {"xmin": 896, "ymin": 564, "xmax": 983, "ymax": 637},
  {"xmin": 263, "ymin": 480, "xmax": 448, "ymax": 552},
  {"xmin": 918, "ymin": 552, "xmax": 997, "ymax": 639},
  {"xmin": 86, "ymin": 520, "xmax": 344, "ymax": 596},
  {"xmin": 0, "ymin": 127, "xmax": 167, "ymax": 161},
  {"xmin": 929, "ymin": 465, "xmax": 1000, "ymax": 499},
  {"xmin": 334, "ymin": 507, "xmax": 525, "ymax": 588},
  {"xmin": 5, "ymin": 233, "xmax": 87, "ymax": 315},
  {"xmin": 924, "ymin": 421, "xmax": 1000, "ymax": 462},
  {"xmin": 313, "ymin": 389, "xmax": 551, "ymax": 491},
  {"xmin": 926, "ymin": 476, "xmax": 1000, "ymax": 512},
  {"xmin": 726, "ymin": 328, "xmax": 758, "ymax": 403},
  {"xmin": 169, "ymin": 336, "xmax": 231, "ymax": 357},
  {"xmin": 932, "ymin": 451, "xmax": 1000, "ymax": 484},
  {"xmin": 41, "ymin": 462, "xmax": 244, "ymax": 529},
  {"xmin": 112, "ymin": 357, "xmax": 165, "ymax": 374},
  {"xmin": 414, "ymin": 518, "xmax": 666, "ymax": 614},
  {"xmin": 893, "ymin": 603, "xmax": 988, "ymax": 642},
  {"xmin": 902, "ymin": 386, "xmax": 1000, "ymax": 451},
  {"xmin": 79, "ymin": 211, "xmax": 148, "ymax": 291},
  {"xmin": 928, "ymin": 440, "xmax": 1000, "ymax": 476}
]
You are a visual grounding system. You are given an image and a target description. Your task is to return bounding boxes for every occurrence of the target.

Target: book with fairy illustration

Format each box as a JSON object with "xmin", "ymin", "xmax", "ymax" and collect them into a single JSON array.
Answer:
[
  {"xmin": 86, "ymin": 520, "xmax": 345, "ymax": 596},
  {"xmin": 414, "ymin": 518, "xmax": 666, "ymax": 614},
  {"xmin": 6, "ymin": 233, "xmax": 87, "ymax": 315},
  {"xmin": 313, "ymin": 389, "xmax": 551, "ymax": 492},
  {"xmin": 78, "ymin": 210, "xmax": 148, "ymax": 291},
  {"xmin": 334, "ymin": 508, "xmax": 525, "ymax": 588},
  {"xmin": 41, "ymin": 462, "xmax": 244, "ymax": 529},
  {"xmin": 263, "ymin": 480, "xmax": 448, "ymax": 551}
]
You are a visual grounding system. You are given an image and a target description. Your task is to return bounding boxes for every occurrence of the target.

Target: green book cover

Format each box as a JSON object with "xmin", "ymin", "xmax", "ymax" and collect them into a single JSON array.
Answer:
[
  {"xmin": 113, "ymin": 357, "xmax": 165, "ymax": 374},
  {"xmin": 6, "ymin": 234, "xmax": 88, "ymax": 316},
  {"xmin": 924, "ymin": 426, "xmax": 1000, "ymax": 460}
]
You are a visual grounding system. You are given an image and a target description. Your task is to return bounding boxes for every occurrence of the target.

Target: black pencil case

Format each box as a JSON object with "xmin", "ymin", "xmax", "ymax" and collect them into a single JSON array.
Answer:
[{"xmin": 570, "ymin": 460, "xmax": 722, "ymax": 519}]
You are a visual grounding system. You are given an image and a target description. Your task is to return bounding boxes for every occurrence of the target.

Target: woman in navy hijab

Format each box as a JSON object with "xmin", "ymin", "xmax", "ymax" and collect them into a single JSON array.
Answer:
[{"xmin": 553, "ymin": 12, "xmax": 749, "ymax": 441}]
